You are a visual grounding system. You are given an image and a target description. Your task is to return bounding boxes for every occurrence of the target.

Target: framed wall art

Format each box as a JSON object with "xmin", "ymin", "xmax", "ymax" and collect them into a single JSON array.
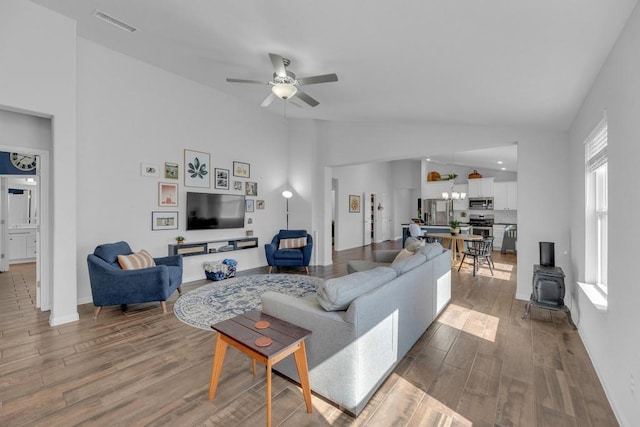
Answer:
[
  {"xmin": 256, "ymin": 200, "xmax": 265, "ymax": 210},
  {"xmin": 152, "ymin": 211, "xmax": 178, "ymax": 230},
  {"xmin": 245, "ymin": 181, "xmax": 258, "ymax": 196},
  {"xmin": 164, "ymin": 162, "xmax": 179, "ymax": 180},
  {"xmin": 184, "ymin": 149, "xmax": 210, "ymax": 188},
  {"xmin": 233, "ymin": 161, "xmax": 250, "ymax": 178},
  {"xmin": 233, "ymin": 180, "xmax": 243, "ymax": 191},
  {"xmin": 158, "ymin": 182, "xmax": 178, "ymax": 207},
  {"xmin": 349, "ymin": 195, "xmax": 361, "ymax": 213},
  {"xmin": 141, "ymin": 163, "xmax": 160, "ymax": 178},
  {"xmin": 214, "ymin": 168, "xmax": 229, "ymax": 190},
  {"xmin": 245, "ymin": 199, "xmax": 255, "ymax": 212}
]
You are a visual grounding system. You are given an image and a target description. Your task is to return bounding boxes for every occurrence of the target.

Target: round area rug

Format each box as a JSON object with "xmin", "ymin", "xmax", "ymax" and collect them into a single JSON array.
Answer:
[{"xmin": 173, "ymin": 274, "xmax": 323, "ymax": 330}]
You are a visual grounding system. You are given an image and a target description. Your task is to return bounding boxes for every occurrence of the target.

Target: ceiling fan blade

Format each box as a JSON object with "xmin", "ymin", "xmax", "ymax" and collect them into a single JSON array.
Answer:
[
  {"xmin": 260, "ymin": 93, "xmax": 276, "ymax": 107},
  {"xmin": 226, "ymin": 78, "xmax": 269, "ymax": 85},
  {"xmin": 289, "ymin": 99, "xmax": 304, "ymax": 108},
  {"xmin": 297, "ymin": 73, "xmax": 338, "ymax": 86},
  {"xmin": 294, "ymin": 90, "xmax": 319, "ymax": 107},
  {"xmin": 269, "ymin": 53, "xmax": 287, "ymax": 78}
]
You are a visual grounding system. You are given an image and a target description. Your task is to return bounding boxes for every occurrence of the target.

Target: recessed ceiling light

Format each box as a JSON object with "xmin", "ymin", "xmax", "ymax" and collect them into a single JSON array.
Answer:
[
  {"xmin": 497, "ymin": 161, "xmax": 503, "ymax": 164},
  {"xmin": 501, "ymin": 167, "xmax": 506, "ymax": 171},
  {"xmin": 426, "ymin": 158, "xmax": 431, "ymax": 161}
]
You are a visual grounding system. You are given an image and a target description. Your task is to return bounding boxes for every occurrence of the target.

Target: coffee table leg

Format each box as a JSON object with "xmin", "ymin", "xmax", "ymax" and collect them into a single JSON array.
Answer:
[
  {"xmin": 266, "ymin": 360, "xmax": 272, "ymax": 427},
  {"xmin": 208, "ymin": 335, "xmax": 228, "ymax": 400},
  {"xmin": 293, "ymin": 341, "xmax": 313, "ymax": 413}
]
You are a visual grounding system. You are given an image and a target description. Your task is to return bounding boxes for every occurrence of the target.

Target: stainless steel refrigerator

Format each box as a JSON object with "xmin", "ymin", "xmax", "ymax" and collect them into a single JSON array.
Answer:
[{"xmin": 424, "ymin": 199, "xmax": 451, "ymax": 225}]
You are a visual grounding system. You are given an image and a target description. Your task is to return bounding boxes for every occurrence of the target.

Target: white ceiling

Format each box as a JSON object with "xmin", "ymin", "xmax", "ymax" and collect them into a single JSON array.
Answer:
[{"xmin": 29, "ymin": 0, "xmax": 637, "ymax": 169}]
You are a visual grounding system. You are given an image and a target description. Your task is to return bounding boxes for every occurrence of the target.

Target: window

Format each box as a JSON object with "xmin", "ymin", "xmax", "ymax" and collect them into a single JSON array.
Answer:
[{"xmin": 584, "ymin": 115, "xmax": 608, "ymax": 295}]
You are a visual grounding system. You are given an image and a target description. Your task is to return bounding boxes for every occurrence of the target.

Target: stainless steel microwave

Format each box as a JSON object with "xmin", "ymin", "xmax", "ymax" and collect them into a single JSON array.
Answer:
[{"xmin": 469, "ymin": 197, "xmax": 494, "ymax": 210}]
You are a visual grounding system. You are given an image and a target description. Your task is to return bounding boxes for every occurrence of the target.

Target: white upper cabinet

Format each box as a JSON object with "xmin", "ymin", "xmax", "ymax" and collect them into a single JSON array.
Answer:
[
  {"xmin": 467, "ymin": 177, "xmax": 494, "ymax": 198},
  {"xmin": 453, "ymin": 184, "xmax": 468, "ymax": 210},
  {"xmin": 425, "ymin": 181, "xmax": 452, "ymax": 199},
  {"xmin": 493, "ymin": 181, "xmax": 518, "ymax": 210}
]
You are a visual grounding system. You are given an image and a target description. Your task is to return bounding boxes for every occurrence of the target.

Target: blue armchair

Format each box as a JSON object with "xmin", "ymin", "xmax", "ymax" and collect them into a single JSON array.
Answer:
[
  {"xmin": 87, "ymin": 241, "xmax": 183, "ymax": 318},
  {"xmin": 264, "ymin": 230, "xmax": 313, "ymax": 274}
]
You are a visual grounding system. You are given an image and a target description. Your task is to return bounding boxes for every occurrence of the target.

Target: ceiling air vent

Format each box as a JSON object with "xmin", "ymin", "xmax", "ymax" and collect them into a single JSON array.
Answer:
[{"xmin": 93, "ymin": 10, "xmax": 137, "ymax": 33}]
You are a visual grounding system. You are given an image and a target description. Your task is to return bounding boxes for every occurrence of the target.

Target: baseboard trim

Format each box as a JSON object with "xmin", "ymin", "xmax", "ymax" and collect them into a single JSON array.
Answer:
[{"xmin": 49, "ymin": 312, "xmax": 79, "ymax": 326}]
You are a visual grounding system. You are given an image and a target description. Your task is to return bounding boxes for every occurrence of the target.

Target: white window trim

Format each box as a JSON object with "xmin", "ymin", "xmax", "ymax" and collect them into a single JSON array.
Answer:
[{"xmin": 582, "ymin": 114, "xmax": 608, "ymax": 310}]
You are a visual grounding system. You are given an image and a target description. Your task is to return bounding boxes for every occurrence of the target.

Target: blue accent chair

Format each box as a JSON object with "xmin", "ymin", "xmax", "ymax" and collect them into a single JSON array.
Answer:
[
  {"xmin": 87, "ymin": 241, "xmax": 183, "ymax": 318},
  {"xmin": 264, "ymin": 230, "xmax": 313, "ymax": 274}
]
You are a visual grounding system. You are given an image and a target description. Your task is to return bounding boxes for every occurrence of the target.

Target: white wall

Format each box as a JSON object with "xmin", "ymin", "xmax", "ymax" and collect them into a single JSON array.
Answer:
[
  {"xmin": 569, "ymin": 3, "xmax": 640, "ymax": 425},
  {"xmin": 332, "ymin": 162, "xmax": 393, "ymax": 251},
  {"xmin": 75, "ymin": 38, "xmax": 288, "ymax": 300},
  {"xmin": 0, "ymin": 0, "xmax": 78, "ymax": 326},
  {"xmin": 317, "ymin": 120, "xmax": 570, "ymax": 305}
]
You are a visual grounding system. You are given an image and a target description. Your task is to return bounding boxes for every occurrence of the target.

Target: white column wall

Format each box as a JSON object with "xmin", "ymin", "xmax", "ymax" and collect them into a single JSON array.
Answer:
[
  {"xmin": 569, "ymin": 2, "xmax": 640, "ymax": 425},
  {"xmin": 0, "ymin": 0, "xmax": 78, "ymax": 325}
]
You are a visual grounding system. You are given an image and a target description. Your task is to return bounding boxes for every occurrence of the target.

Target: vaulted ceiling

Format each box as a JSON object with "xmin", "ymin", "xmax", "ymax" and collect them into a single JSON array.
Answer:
[{"xmin": 29, "ymin": 1, "xmax": 638, "ymax": 170}]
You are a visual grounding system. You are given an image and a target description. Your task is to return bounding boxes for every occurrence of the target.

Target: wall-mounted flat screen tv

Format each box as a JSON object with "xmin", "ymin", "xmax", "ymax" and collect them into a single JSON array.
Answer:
[{"xmin": 186, "ymin": 192, "xmax": 245, "ymax": 230}]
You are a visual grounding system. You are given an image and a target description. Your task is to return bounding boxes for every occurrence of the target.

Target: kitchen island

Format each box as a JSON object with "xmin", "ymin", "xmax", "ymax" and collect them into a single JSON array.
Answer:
[{"xmin": 402, "ymin": 224, "xmax": 471, "ymax": 247}]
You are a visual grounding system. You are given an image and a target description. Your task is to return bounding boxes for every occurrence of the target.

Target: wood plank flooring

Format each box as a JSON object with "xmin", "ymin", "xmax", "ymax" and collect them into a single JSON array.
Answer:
[{"xmin": 0, "ymin": 244, "xmax": 618, "ymax": 426}]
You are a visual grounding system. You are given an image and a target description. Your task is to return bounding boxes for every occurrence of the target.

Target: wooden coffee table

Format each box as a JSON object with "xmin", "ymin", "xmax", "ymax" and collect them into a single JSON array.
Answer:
[{"xmin": 208, "ymin": 310, "xmax": 312, "ymax": 427}]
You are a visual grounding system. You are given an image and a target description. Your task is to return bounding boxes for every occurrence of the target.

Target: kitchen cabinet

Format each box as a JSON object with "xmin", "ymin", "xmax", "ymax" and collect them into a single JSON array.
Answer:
[
  {"xmin": 467, "ymin": 177, "xmax": 494, "ymax": 198},
  {"xmin": 9, "ymin": 229, "xmax": 37, "ymax": 262},
  {"xmin": 425, "ymin": 181, "xmax": 452, "ymax": 200},
  {"xmin": 493, "ymin": 181, "xmax": 517, "ymax": 210},
  {"xmin": 453, "ymin": 184, "xmax": 468, "ymax": 210}
]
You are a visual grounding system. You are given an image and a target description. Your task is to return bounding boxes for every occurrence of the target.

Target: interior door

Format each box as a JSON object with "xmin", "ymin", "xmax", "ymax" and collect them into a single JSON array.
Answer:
[
  {"xmin": 0, "ymin": 177, "xmax": 9, "ymax": 272},
  {"xmin": 363, "ymin": 192, "xmax": 372, "ymax": 245}
]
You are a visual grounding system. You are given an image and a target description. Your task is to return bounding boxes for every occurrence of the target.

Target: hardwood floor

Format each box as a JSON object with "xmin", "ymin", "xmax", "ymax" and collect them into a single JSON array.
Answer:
[{"xmin": 0, "ymin": 246, "xmax": 618, "ymax": 426}]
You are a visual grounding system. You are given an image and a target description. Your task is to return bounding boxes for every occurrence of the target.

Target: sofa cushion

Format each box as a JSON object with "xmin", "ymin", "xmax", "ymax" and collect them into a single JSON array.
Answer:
[
  {"xmin": 392, "ymin": 249, "xmax": 414, "ymax": 263},
  {"xmin": 317, "ymin": 266, "xmax": 397, "ymax": 311},
  {"xmin": 278, "ymin": 236, "xmax": 307, "ymax": 249},
  {"xmin": 346, "ymin": 260, "xmax": 390, "ymax": 274},
  {"xmin": 273, "ymin": 249, "xmax": 304, "ymax": 260},
  {"xmin": 117, "ymin": 250, "xmax": 156, "ymax": 270},
  {"xmin": 418, "ymin": 242, "xmax": 444, "ymax": 260},
  {"xmin": 390, "ymin": 252, "xmax": 426, "ymax": 275},
  {"xmin": 94, "ymin": 241, "xmax": 133, "ymax": 265}
]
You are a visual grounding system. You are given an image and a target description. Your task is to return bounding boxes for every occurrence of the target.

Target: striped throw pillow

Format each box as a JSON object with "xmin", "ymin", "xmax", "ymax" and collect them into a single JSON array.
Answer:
[
  {"xmin": 278, "ymin": 237, "xmax": 307, "ymax": 250},
  {"xmin": 117, "ymin": 250, "xmax": 156, "ymax": 270}
]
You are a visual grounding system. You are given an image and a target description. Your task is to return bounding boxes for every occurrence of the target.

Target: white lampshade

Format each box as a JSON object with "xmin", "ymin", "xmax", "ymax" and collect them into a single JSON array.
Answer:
[
  {"xmin": 282, "ymin": 190, "xmax": 293, "ymax": 199},
  {"xmin": 272, "ymin": 84, "xmax": 297, "ymax": 100}
]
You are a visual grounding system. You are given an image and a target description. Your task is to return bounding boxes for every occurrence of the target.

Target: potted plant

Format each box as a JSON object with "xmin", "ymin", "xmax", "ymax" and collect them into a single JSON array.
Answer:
[
  {"xmin": 449, "ymin": 220, "xmax": 461, "ymax": 235},
  {"xmin": 175, "ymin": 236, "xmax": 185, "ymax": 245}
]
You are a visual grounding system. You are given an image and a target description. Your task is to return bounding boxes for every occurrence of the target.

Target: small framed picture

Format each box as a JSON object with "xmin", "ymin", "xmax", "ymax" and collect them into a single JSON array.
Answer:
[
  {"xmin": 245, "ymin": 181, "xmax": 257, "ymax": 196},
  {"xmin": 152, "ymin": 211, "xmax": 178, "ymax": 230},
  {"xmin": 141, "ymin": 163, "xmax": 160, "ymax": 178},
  {"xmin": 159, "ymin": 182, "xmax": 178, "ymax": 207},
  {"xmin": 214, "ymin": 168, "xmax": 229, "ymax": 190},
  {"xmin": 349, "ymin": 195, "xmax": 361, "ymax": 213},
  {"xmin": 256, "ymin": 200, "xmax": 265, "ymax": 210},
  {"xmin": 164, "ymin": 162, "xmax": 179, "ymax": 180},
  {"xmin": 245, "ymin": 199, "xmax": 255, "ymax": 212},
  {"xmin": 233, "ymin": 180, "xmax": 243, "ymax": 191},
  {"xmin": 233, "ymin": 161, "xmax": 250, "ymax": 178},
  {"xmin": 184, "ymin": 149, "xmax": 210, "ymax": 188}
]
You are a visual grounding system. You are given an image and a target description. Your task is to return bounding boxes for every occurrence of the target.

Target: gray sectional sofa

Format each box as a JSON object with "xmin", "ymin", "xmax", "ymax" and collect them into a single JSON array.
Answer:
[{"xmin": 261, "ymin": 242, "xmax": 451, "ymax": 416}]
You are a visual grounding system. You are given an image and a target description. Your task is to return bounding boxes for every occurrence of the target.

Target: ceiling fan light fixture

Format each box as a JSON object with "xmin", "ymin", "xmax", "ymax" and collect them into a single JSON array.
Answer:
[{"xmin": 272, "ymin": 83, "xmax": 297, "ymax": 100}]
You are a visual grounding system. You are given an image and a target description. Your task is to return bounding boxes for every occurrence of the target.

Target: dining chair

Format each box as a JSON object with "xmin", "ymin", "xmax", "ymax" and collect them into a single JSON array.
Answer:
[{"xmin": 458, "ymin": 237, "xmax": 495, "ymax": 276}]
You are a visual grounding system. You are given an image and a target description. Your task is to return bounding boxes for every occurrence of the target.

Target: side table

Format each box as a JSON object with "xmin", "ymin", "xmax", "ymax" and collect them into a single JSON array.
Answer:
[{"xmin": 208, "ymin": 310, "xmax": 312, "ymax": 427}]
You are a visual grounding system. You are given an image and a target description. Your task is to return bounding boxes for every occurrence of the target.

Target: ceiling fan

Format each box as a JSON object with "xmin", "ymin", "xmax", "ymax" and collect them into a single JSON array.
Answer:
[{"xmin": 226, "ymin": 53, "xmax": 338, "ymax": 108}]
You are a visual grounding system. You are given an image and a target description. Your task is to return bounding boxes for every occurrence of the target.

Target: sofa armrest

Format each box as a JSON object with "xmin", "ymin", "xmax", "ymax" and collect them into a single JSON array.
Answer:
[
  {"xmin": 154, "ymin": 254, "xmax": 183, "ymax": 268},
  {"xmin": 373, "ymin": 250, "xmax": 401, "ymax": 263}
]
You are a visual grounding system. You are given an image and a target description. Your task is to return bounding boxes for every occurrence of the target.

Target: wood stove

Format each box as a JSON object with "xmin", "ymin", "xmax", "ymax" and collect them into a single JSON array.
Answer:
[{"xmin": 522, "ymin": 242, "xmax": 576, "ymax": 328}]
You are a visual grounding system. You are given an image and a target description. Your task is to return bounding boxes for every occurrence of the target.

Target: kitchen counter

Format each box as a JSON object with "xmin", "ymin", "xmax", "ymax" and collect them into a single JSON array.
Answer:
[{"xmin": 402, "ymin": 224, "xmax": 472, "ymax": 246}]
